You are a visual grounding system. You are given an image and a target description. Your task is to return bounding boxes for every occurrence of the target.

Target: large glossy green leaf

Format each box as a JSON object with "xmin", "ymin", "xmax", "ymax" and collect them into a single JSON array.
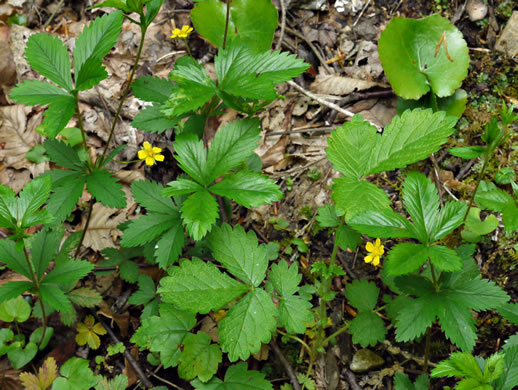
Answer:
[
  {"xmin": 396, "ymin": 89, "xmax": 468, "ymax": 119},
  {"xmin": 132, "ymin": 76, "xmax": 174, "ymax": 103},
  {"xmin": 378, "ymin": 15, "xmax": 469, "ymax": 99},
  {"xmin": 191, "ymin": 0, "xmax": 235, "ymax": 49}
]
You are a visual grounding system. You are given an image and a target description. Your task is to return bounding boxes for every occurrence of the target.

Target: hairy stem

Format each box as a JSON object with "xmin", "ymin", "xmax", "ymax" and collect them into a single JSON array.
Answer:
[
  {"xmin": 23, "ymin": 246, "xmax": 46, "ymax": 348},
  {"xmin": 463, "ymin": 153, "xmax": 489, "ymax": 221},
  {"xmin": 97, "ymin": 25, "xmax": 147, "ymax": 168},
  {"xmin": 222, "ymin": 0, "xmax": 231, "ymax": 49},
  {"xmin": 74, "ymin": 198, "xmax": 95, "ymax": 258}
]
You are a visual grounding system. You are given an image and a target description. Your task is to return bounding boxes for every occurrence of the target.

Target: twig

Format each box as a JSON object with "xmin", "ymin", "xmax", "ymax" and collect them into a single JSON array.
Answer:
[
  {"xmin": 455, "ymin": 159, "xmax": 476, "ymax": 180},
  {"xmin": 343, "ymin": 368, "xmax": 362, "ymax": 390},
  {"xmin": 352, "ymin": 0, "xmax": 370, "ymax": 27},
  {"xmin": 270, "ymin": 338, "xmax": 301, "ymax": 390},
  {"xmin": 92, "ymin": 312, "xmax": 154, "ymax": 388},
  {"xmin": 287, "ymin": 81, "xmax": 381, "ymax": 131},
  {"xmin": 42, "ymin": 0, "xmax": 65, "ymax": 30},
  {"xmin": 267, "ymin": 126, "xmax": 336, "ymax": 137},
  {"xmin": 285, "ymin": 27, "xmax": 332, "ymax": 74},
  {"xmin": 275, "ymin": 0, "xmax": 287, "ymax": 51},
  {"xmin": 147, "ymin": 367, "xmax": 185, "ymax": 390}
]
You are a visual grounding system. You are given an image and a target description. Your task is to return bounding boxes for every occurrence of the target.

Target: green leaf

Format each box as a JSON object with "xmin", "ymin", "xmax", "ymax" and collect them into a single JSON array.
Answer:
[
  {"xmin": 402, "ymin": 171, "xmax": 440, "ymax": 243},
  {"xmin": 0, "ymin": 296, "xmax": 31, "ymax": 322},
  {"xmin": 55, "ymin": 358, "xmax": 98, "ymax": 390},
  {"xmin": 445, "ymin": 278, "xmax": 509, "ymax": 312},
  {"xmin": 397, "ymin": 88, "xmax": 468, "ymax": 119},
  {"xmin": 128, "ymin": 275, "xmax": 156, "ymax": 306},
  {"xmin": 230, "ymin": 0, "xmax": 278, "ymax": 52},
  {"xmin": 43, "ymin": 139, "xmax": 83, "ymax": 171},
  {"xmin": 0, "ymin": 282, "xmax": 33, "ymax": 303},
  {"xmin": 345, "ymin": 279, "xmax": 380, "ymax": 312},
  {"xmin": 268, "ymin": 261, "xmax": 301, "ymax": 297},
  {"xmin": 332, "ymin": 177, "xmax": 391, "ymax": 220},
  {"xmin": 436, "ymin": 299, "xmax": 477, "ymax": 352},
  {"xmin": 154, "ymin": 223, "xmax": 184, "ymax": 269},
  {"xmin": 191, "ymin": 362, "xmax": 273, "ymax": 390},
  {"xmin": 464, "ymin": 208, "xmax": 499, "ymax": 236},
  {"xmin": 209, "ymin": 224, "xmax": 268, "ymax": 287},
  {"xmin": 378, "ymin": 15, "xmax": 469, "ymax": 99},
  {"xmin": 159, "ymin": 258, "xmax": 248, "ymax": 314},
  {"xmin": 163, "ymin": 178, "xmax": 203, "ymax": 197},
  {"xmin": 26, "ymin": 144, "xmax": 49, "ymax": 164},
  {"xmin": 191, "ymin": 0, "xmax": 235, "ymax": 49},
  {"xmin": 39, "ymin": 95, "xmax": 76, "ymax": 138},
  {"xmin": 181, "ymin": 190, "xmax": 218, "ymax": 240},
  {"xmin": 86, "ymin": 169, "xmax": 126, "ymax": 208},
  {"xmin": 30, "ymin": 326, "xmax": 54, "ymax": 350},
  {"xmin": 431, "ymin": 199, "xmax": 467, "ymax": 241},
  {"xmin": 178, "ymin": 332, "xmax": 221, "ymax": 382},
  {"xmin": 278, "ymin": 295, "xmax": 313, "ymax": 334},
  {"xmin": 498, "ymin": 303, "xmax": 518, "ymax": 325},
  {"xmin": 395, "ymin": 293, "xmax": 437, "ymax": 342},
  {"xmin": 95, "ymin": 375, "xmax": 129, "ymax": 390},
  {"xmin": 67, "ymin": 287, "xmax": 102, "ymax": 308},
  {"xmin": 39, "ymin": 284, "xmax": 72, "ymax": 312},
  {"xmin": 475, "ymin": 182, "xmax": 518, "ymax": 233},
  {"xmin": 132, "ymin": 76, "xmax": 174, "ymax": 103},
  {"xmin": 495, "ymin": 346, "xmax": 518, "ymax": 390},
  {"xmin": 131, "ymin": 104, "xmax": 178, "ymax": 134},
  {"xmin": 131, "ymin": 304, "xmax": 196, "ymax": 368},
  {"xmin": 46, "ymin": 174, "xmax": 87, "ymax": 222},
  {"xmin": 174, "ymin": 133, "xmax": 209, "ymax": 185},
  {"xmin": 44, "ymin": 259, "xmax": 94, "ymax": 284},
  {"xmin": 0, "ymin": 185, "xmax": 16, "ymax": 228},
  {"xmin": 449, "ymin": 146, "xmax": 486, "ymax": 159},
  {"xmin": 326, "ymin": 117, "xmax": 377, "ymax": 180},
  {"xmin": 10, "ymin": 80, "xmax": 73, "ymax": 105},
  {"xmin": 162, "ymin": 61, "xmax": 216, "ymax": 117},
  {"xmin": 432, "ymin": 352, "xmax": 482, "ymax": 378},
  {"xmin": 17, "ymin": 175, "xmax": 53, "ymax": 229},
  {"xmin": 74, "ymin": 57, "xmax": 108, "ymax": 91},
  {"xmin": 349, "ymin": 311, "xmax": 386, "ymax": 347},
  {"xmin": 367, "ymin": 109, "xmax": 456, "ymax": 175},
  {"xmin": 209, "ymin": 170, "xmax": 282, "ymax": 208},
  {"xmin": 120, "ymin": 260, "xmax": 140, "ymax": 283},
  {"xmin": 131, "ymin": 180, "xmax": 177, "ymax": 214},
  {"xmin": 427, "ymin": 245, "xmax": 462, "ymax": 272},
  {"xmin": 121, "ymin": 212, "xmax": 181, "ymax": 247},
  {"xmin": 0, "ymin": 239, "xmax": 32, "ymax": 279},
  {"xmin": 348, "ymin": 209, "xmax": 415, "ymax": 239},
  {"xmin": 8, "ymin": 341, "xmax": 38, "ymax": 369},
  {"xmin": 386, "ymin": 243, "xmax": 429, "ymax": 275},
  {"xmin": 216, "ymin": 45, "xmax": 308, "ymax": 101},
  {"xmin": 316, "ymin": 204, "xmax": 340, "ymax": 228},
  {"xmin": 393, "ymin": 373, "xmax": 414, "ymax": 390},
  {"xmin": 335, "ymin": 224, "xmax": 362, "ymax": 251},
  {"xmin": 90, "ymin": 0, "xmax": 130, "ymax": 11},
  {"xmin": 484, "ymin": 352, "xmax": 505, "ymax": 382},
  {"xmin": 219, "ymin": 288, "xmax": 277, "ymax": 361},
  {"xmin": 24, "ymin": 34, "xmax": 73, "ymax": 91},
  {"xmin": 144, "ymin": 0, "xmax": 163, "ymax": 26},
  {"xmin": 206, "ymin": 119, "xmax": 261, "ymax": 182},
  {"xmin": 495, "ymin": 167, "xmax": 516, "ymax": 185},
  {"xmin": 73, "ymin": 11, "xmax": 124, "ymax": 77},
  {"xmin": 30, "ymin": 229, "xmax": 61, "ymax": 279}
]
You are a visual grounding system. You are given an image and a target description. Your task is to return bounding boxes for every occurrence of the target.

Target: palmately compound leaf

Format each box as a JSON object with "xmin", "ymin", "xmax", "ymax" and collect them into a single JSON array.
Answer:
[
  {"xmin": 132, "ymin": 75, "xmax": 175, "ymax": 103},
  {"xmin": 378, "ymin": 15, "xmax": 469, "ymax": 99},
  {"xmin": 216, "ymin": 45, "xmax": 308, "ymax": 101},
  {"xmin": 158, "ymin": 258, "xmax": 249, "ymax": 314},
  {"xmin": 367, "ymin": 109, "xmax": 457, "ymax": 176},
  {"xmin": 16, "ymin": 176, "xmax": 54, "ymax": 229},
  {"xmin": 206, "ymin": 119, "xmax": 261, "ymax": 183},
  {"xmin": 326, "ymin": 116, "xmax": 377, "ymax": 180},
  {"xmin": 209, "ymin": 170, "xmax": 282, "ymax": 208},
  {"xmin": 24, "ymin": 33, "xmax": 73, "ymax": 91},
  {"xmin": 209, "ymin": 224, "xmax": 269, "ymax": 287},
  {"xmin": 128, "ymin": 274, "xmax": 156, "ymax": 306},
  {"xmin": 131, "ymin": 304, "xmax": 196, "ymax": 368},
  {"xmin": 30, "ymin": 229, "xmax": 61, "ymax": 279},
  {"xmin": 191, "ymin": 362, "xmax": 273, "ymax": 390},
  {"xmin": 73, "ymin": 10, "xmax": 124, "ymax": 78},
  {"xmin": 332, "ymin": 177, "xmax": 391, "ymax": 220},
  {"xmin": 163, "ymin": 178, "xmax": 204, "ymax": 197},
  {"xmin": 39, "ymin": 94, "xmax": 76, "ymax": 138},
  {"xmin": 219, "ymin": 288, "xmax": 277, "ymax": 361},
  {"xmin": 178, "ymin": 332, "xmax": 222, "ymax": 383},
  {"xmin": 181, "ymin": 189, "xmax": 218, "ymax": 241},
  {"xmin": 345, "ymin": 279, "xmax": 380, "ymax": 312},
  {"xmin": 349, "ymin": 311, "xmax": 386, "ymax": 347},
  {"xmin": 86, "ymin": 169, "xmax": 126, "ymax": 209}
]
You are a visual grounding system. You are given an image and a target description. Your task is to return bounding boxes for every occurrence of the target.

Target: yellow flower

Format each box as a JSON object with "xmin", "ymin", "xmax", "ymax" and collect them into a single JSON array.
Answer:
[
  {"xmin": 171, "ymin": 25, "xmax": 193, "ymax": 39},
  {"xmin": 364, "ymin": 238, "xmax": 384, "ymax": 267},
  {"xmin": 138, "ymin": 141, "xmax": 164, "ymax": 166}
]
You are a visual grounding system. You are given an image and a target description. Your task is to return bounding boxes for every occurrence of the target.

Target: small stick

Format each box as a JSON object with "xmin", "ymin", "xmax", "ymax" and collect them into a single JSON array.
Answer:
[
  {"xmin": 42, "ymin": 0, "xmax": 65, "ymax": 30},
  {"xmin": 92, "ymin": 312, "xmax": 154, "ymax": 388},
  {"xmin": 270, "ymin": 338, "xmax": 301, "ymax": 390},
  {"xmin": 275, "ymin": 0, "xmax": 287, "ymax": 51},
  {"xmin": 344, "ymin": 368, "xmax": 362, "ymax": 390}
]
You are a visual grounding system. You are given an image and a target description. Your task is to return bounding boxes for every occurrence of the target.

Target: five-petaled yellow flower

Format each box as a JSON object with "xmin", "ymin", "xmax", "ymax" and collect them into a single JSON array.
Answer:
[
  {"xmin": 171, "ymin": 25, "xmax": 193, "ymax": 39},
  {"xmin": 364, "ymin": 238, "xmax": 384, "ymax": 267},
  {"xmin": 138, "ymin": 142, "xmax": 164, "ymax": 166}
]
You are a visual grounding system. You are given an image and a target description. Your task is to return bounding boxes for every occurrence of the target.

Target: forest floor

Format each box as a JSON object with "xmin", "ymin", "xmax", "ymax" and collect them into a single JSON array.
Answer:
[{"xmin": 0, "ymin": 0, "xmax": 517, "ymax": 389}]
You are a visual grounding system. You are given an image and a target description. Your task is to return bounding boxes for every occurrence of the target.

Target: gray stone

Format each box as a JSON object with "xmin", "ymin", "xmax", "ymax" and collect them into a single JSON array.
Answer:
[
  {"xmin": 495, "ymin": 11, "xmax": 518, "ymax": 58},
  {"xmin": 350, "ymin": 349, "xmax": 384, "ymax": 373}
]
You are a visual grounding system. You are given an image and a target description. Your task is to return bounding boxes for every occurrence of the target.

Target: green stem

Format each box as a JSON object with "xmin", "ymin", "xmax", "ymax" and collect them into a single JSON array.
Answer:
[
  {"xmin": 23, "ymin": 246, "xmax": 46, "ymax": 348},
  {"xmin": 423, "ymin": 326, "xmax": 432, "ymax": 374},
  {"xmin": 74, "ymin": 198, "xmax": 95, "ymax": 258},
  {"xmin": 276, "ymin": 329, "xmax": 312, "ymax": 355},
  {"xmin": 96, "ymin": 25, "xmax": 147, "ymax": 168},
  {"xmin": 183, "ymin": 38, "xmax": 197, "ymax": 66},
  {"xmin": 463, "ymin": 153, "xmax": 490, "ymax": 221},
  {"xmin": 74, "ymin": 94, "xmax": 93, "ymax": 171},
  {"xmin": 322, "ymin": 321, "xmax": 350, "ymax": 346},
  {"xmin": 429, "ymin": 92, "xmax": 439, "ymax": 113},
  {"xmin": 429, "ymin": 261, "xmax": 439, "ymax": 292},
  {"xmin": 222, "ymin": 0, "xmax": 231, "ymax": 49}
]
